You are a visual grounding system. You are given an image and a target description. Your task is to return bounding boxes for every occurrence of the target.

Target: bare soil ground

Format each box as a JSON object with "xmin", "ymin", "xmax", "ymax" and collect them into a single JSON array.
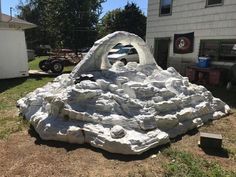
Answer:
[{"xmin": 0, "ymin": 111, "xmax": 235, "ymax": 177}]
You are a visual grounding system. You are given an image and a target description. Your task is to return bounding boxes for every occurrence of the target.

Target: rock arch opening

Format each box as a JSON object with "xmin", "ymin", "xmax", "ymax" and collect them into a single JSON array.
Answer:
[{"xmin": 71, "ymin": 31, "xmax": 158, "ymax": 78}]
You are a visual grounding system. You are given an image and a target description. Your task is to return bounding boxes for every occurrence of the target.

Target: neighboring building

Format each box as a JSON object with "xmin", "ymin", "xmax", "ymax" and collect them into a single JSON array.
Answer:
[
  {"xmin": 0, "ymin": 13, "xmax": 36, "ymax": 79},
  {"xmin": 146, "ymin": 0, "xmax": 236, "ymax": 74}
]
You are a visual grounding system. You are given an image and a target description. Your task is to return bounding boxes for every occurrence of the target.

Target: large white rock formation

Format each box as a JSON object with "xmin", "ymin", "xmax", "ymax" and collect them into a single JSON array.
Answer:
[{"xmin": 17, "ymin": 31, "xmax": 230, "ymax": 155}]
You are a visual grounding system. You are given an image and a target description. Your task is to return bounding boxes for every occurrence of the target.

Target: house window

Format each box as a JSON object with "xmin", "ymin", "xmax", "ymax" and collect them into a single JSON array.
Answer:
[
  {"xmin": 206, "ymin": 0, "xmax": 223, "ymax": 7},
  {"xmin": 160, "ymin": 0, "xmax": 173, "ymax": 16},
  {"xmin": 199, "ymin": 40, "xmax": 236, "ymax": 62}
]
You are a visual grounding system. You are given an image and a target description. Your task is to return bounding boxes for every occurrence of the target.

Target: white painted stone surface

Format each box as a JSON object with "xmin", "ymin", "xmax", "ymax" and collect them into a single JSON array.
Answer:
[{"xmin": 17, "ymin": 31, "xmax": 230, "ymax": 154}]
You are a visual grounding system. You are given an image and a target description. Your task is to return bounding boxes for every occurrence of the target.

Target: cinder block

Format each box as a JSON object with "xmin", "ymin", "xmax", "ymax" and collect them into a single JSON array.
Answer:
[{"xmin": 199, "ymin": 132, "xmax": 222, "ymax": 149}]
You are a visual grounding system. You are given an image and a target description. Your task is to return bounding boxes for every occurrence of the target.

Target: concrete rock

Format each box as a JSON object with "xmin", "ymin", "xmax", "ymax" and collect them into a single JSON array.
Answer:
[
  {"xmin": 110, "ymin": 125, "xmax": 126, "ymax": 139},
  {"xmin": 17, "ymin": 31, "xmax": 229, "ymax": 155}
]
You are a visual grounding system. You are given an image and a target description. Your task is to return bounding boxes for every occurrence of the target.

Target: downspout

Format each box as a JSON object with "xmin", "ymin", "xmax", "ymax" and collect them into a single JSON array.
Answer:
[
  {"xmin": 0, "ymin": 0, "xmax": 2, "ymax": 21},
  {"xmin": 10, "ymin": 7, "xmax": 13, "ymax": 21}
]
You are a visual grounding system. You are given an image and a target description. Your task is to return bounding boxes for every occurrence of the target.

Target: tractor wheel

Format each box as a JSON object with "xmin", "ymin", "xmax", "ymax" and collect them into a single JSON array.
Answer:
[
  {"xmin": 51, "ymin": 60, "xmax": 64, "ymax": 74},
  {"xmin": 39, "ymin": 60, "xmax": 51, "ymax": 72}
]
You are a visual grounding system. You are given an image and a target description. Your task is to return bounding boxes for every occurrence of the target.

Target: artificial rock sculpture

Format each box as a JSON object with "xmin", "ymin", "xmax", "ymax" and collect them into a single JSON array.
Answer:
[{"xmin": 17, "ymin": 31, "xmax": 230, "ymax": 154}]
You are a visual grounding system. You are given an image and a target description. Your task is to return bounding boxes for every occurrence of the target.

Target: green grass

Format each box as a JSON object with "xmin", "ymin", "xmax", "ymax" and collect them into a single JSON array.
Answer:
[
  {"xmin": 29, "ymin": 56, "xmax": 48, "ymax": 70},
  {"xmin": 0, "ymin": 76, "xmax": 53, "ymax": 139},
  {"xmin": 162, "ymin": 148, "xmax": 236, "ymax": 177},
  {"xmin": 64, "ymin": 65, "xmax": 75, "ymax": 72},
  {"xmin": 0, "ymin": 77, "xmax": 53, "ymax": 111},
  {"xmin": 0, "ymin": 116, "xmax": 29, "ymax": 139},
  {"xmin": 228, "ymin": 147, "xmax": 236, "ymax": 162}
]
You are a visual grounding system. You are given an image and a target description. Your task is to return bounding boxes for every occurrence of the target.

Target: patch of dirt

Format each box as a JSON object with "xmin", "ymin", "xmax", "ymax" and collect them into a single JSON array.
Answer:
[
  {"xmin": 0, "ymin": 114, "xmax": 236, "ymax": 177},
  {"xmin": 0, "ymin": 108, "xmax": 19, "ymax": 118},
  {"xmin": 0, "ymin": 128, "xmax": 167, "ymax": 177}
]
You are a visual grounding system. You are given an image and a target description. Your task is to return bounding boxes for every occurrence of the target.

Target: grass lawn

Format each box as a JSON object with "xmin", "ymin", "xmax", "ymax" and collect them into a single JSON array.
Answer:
[
  {"xmin": 0, "ymin": 61, "xmax": 236, "ymax": 176},
  {"xmin": 161, "ymin": 148, "xmax": 236, "ymax": 177},
  {"xmin": 0, "ymin": 76, "xmax": 53, "ymax": 139}
]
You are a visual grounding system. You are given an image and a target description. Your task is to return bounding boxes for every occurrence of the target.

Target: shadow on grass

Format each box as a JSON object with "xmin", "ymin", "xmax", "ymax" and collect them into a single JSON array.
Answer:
[
  {"xmin": 207, "ymin": 86, "xmax": 236, "ymax": 108},
  {"xmin": 0, "ymin": 75, "xmax": 57, "ymax": 93},
  {"xmin": 0, "ymin": 78, "xmax": 27, "ymax": 93},
  {"xmin": 200, "ymin": 147, "xmax": 229, "ymax": 158},
  {"xmin": 28, "ymin": 125, "xmax": 170, "ymax": 161}
]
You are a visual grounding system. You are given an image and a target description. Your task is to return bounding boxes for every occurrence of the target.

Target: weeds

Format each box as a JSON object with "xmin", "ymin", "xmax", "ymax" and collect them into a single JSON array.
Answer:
[
  {"xmin": 0, "ymin": 116, "xmax": 29, "ymax": 139},
  {"xmin": 162, "ymin": 148, "xmax": 236, "ymax": 177},
  {"xmin": 228, "ymin": 148, "xmax": 236, "ymax": 161}
]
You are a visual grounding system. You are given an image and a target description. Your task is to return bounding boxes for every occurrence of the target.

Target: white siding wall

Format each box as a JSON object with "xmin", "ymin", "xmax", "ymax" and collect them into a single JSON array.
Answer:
[
  {"xmin": 146, "ymin": 0, "xmax": 236, "ymax": 72},
  {"xmin": 0, "ymin": 29, "xmax": 28, "ymax": 79}
]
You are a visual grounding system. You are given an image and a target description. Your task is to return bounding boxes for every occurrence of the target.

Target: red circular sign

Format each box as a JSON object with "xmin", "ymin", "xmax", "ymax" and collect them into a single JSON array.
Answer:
[{"xmin": 175, "ymin": 37, "xmax": 191, "ymax": 51}]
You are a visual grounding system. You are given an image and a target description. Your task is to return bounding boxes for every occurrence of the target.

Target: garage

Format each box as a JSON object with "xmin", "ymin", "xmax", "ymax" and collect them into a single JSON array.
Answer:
[{"xmin": 0, "ymin": 13, "xmax": 36, "ymax": 79}]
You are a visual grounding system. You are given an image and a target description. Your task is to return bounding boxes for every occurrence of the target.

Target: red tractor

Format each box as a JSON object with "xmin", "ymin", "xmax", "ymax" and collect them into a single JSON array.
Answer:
[{"xmin": 39, "ymin": 49, "xmax": 83, "ymax": 73}]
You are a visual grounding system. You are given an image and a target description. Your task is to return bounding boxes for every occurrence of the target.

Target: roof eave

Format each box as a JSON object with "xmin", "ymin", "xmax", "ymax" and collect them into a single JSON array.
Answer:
[{"xmin": 9, "ymin": 21, "xmax": 37, "ymax": 30}]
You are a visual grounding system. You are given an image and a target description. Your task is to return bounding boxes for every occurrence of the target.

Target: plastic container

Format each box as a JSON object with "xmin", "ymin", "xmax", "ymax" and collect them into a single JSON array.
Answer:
[{"xmin": 198, "ymin": 57, "xmax": 210, "ymax": 68}]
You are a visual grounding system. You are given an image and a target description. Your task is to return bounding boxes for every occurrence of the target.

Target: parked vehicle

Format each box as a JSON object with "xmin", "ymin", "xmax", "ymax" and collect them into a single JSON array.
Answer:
[
  {"xmin": 108, "ymin": 47, "xmax": 139, "ymax": 65},
  {"xmin": 108, "ymin": 43, "xmax": 124, "ymax": 55},
  {"xmin": 39, "ymin": 49, "xmax": 83, "ymax": 73}
]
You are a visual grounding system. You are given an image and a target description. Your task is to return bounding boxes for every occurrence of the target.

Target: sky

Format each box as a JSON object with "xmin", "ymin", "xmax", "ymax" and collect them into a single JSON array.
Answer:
[
  {"xmin": 1, "ymin": 0, "xmax": 148, "ymax": 17},
  {"xmin": 101, "ymin": 0, "xmax": 148, "ymax": 16}
]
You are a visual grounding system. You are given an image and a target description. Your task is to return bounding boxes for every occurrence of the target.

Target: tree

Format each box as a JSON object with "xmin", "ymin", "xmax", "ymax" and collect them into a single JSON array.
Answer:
[
  {"xmin": 98, "ymin": 9, "xmax": 122, "ymax": 38},
  {"xmin": 17, "ymin": 0, "xmax": 106, "ymax": 50},
  {"xmin": 17, "ymin": 0, "xmax": 44, "ymax": 49},
  {"xmin": 99, "ymin": 2, "xmax": 146, "ymax": 39},
  {"xmin": 55, "ymin": 0, "xmax": 105, "ymax": 50}
]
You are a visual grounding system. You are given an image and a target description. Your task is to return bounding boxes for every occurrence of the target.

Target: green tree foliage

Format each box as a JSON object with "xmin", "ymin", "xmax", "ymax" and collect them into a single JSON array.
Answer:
[
  {"xmin": 99, "ymin": 2, "xmax": 146, "ymax": 39},
  {"xmin": 17, "ymin": 0, "xmax": 42, "ymax": 49},
  {"xmin": 17, "ymin": 0, "xmax": 105, "ymax": 50},
  {"xmin": 98, "ymin": 8, "xmax": 122, "ymax": 38}
]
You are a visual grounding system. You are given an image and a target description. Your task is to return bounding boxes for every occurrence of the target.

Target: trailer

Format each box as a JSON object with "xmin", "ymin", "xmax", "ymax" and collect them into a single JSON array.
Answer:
[{"xmin": 39, "ymin": 49, "xmax": 83, "ymax": 73}]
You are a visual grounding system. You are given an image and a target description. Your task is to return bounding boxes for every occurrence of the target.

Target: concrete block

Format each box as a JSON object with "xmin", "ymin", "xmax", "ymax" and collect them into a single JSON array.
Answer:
[{"xmin": 199, "ymin": 132, "xmax": 222, "ymax": 149}]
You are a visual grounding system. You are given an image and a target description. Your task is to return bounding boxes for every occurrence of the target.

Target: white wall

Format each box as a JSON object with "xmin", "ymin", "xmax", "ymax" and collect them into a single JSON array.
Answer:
[
  {"xmin": 0, "ymin": 29, "xmax": 28, "ymax": 79},
  {"xmin": 146, "ymin": 0, "xmax": 236, "ymax": 73}
]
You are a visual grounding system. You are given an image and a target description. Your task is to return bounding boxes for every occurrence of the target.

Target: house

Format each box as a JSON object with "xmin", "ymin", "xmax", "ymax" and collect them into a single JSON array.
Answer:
[
  {"xmin": 0, "ymin": 13, "xmax": 36, "ymax": 79},
  {"xmin": 146, "ymin": 0, "xmax": 236, "ymax": 75}
]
